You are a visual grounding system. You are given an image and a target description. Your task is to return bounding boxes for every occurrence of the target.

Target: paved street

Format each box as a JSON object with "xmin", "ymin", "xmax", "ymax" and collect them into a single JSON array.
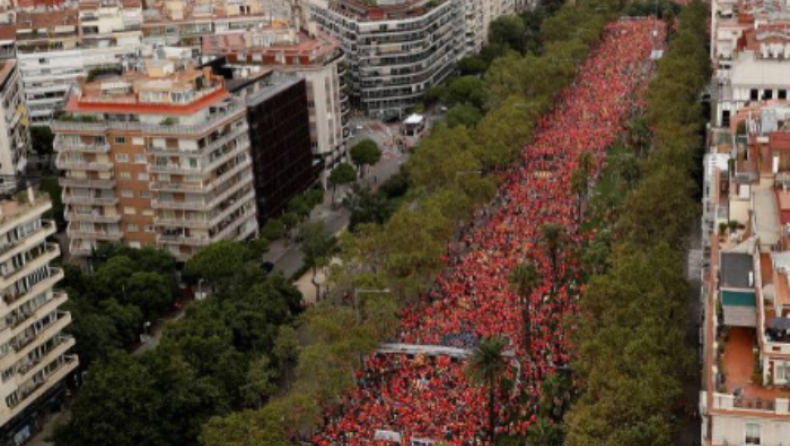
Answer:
[{"xmin": 262, "ymin": 117, "xmax": 411, "ymax": 278}]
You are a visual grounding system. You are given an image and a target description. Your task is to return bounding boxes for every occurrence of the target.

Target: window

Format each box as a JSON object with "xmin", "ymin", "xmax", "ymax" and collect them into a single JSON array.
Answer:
[
  {"xmin": 158, "ymin": 174, "xmax": 171, "ymax": 182},
  {"xmin": 142, "ymin": 209, "xmax": 154, "ymax": 217},
  {"xmin": 137, "ymin": 173, "xmax": 149, "ymax": 181},
  {"xmin": 745, "ymin": 423, "xmax": 760, "ymax": 445},
  {"xmin": 123, "ymin": 207, "xmax": 136, "ymax": 215},
  {"xmin": 119, "ymin": 172, "xmax": 131, "ymax": 180},
  {"xmin": 127, "ymin": 223, "xmax": 138, "ymax": 232},
  {"xmin": 139, "ymin": 190, "xmax": 150, "ymax": 198},
  {"xmin": 780, "ymin": 90, "xmax": 788, "ymax": 100},
  {"xmin": 116, "ymin": 153, "xmax": 128, "ymax": 163},
  {"xmin": 134, "ymin": 154, "xmax": 146, "ymax": 164},
  {"xmin": 120, "ymin": 189, "xmax": 133, "ymax": 198},
  {"xmin": 750, "ymin": 89, "xmax": 759, "ymax": 101},
  {"xmin": 132, "ymin": 137, "xmax": 144, "ymax": 146},
  {"xmin": 114, "ymin": 136, "xmax": 126, "ymax": 145},
  {"xmin": 145, "ymin": 225, "xmax": 155, "ymax": 233},
  {"xmin": 764, "ymin": 89, "xmax": 773, "ymax": 100}
]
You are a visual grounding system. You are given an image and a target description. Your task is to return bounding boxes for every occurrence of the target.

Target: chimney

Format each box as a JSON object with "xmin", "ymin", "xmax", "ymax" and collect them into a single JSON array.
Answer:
[{"xmin": 26, "ymin": 186, "xmax": 34, "ymax": 204}]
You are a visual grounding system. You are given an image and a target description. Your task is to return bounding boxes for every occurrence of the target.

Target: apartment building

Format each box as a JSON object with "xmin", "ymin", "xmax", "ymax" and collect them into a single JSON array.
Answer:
[
  {"xmin": 203, "ymin": 61, "xmax": 318, "ymax": 222},
  {"xmin": 710, "ymin": 0, "xmax": 790, "ymax": 127},
  {"xmin": 309, "ymin": 0, "xmax": 466, "ymax": 118},
  {"xmin": 51, "ymin": 59, "xmax": 258, "ymax": 261},
  {"xmin": 0, "ymin": 61, "xmax": 31, "ymax": 193},
  {"xmin": 14, "ymin": 1, "xmax": 144, "ymax": 124},
  {"xmin": 0, "ymin": 189, "xmax": 76, "ymax": 446},
  {"xmin": 701, "ymin": 100, "xmax": 790, "ymax": 446},
  {"xmin": 201, "ymin": 28, "xmax": 350, "ymax": 169}
]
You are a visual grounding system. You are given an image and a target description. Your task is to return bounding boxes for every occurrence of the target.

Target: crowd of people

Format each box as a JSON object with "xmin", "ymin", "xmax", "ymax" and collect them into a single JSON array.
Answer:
[{"xmin": 315, "ymin": 18, "xmax": 667, "ymax": 446}]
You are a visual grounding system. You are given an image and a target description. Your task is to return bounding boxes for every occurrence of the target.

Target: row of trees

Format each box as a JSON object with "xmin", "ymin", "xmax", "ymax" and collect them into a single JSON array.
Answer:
[
  {"xmin": 198, "ymin": 0, "xmax": 630, "ymax": 443},
  {"xmin": 53, "ymin": 241, "xmax": 304, "ymax": 446},
  {"xmin": 564, "ymin": 2, "xmax": 709, "ymax": 446}
]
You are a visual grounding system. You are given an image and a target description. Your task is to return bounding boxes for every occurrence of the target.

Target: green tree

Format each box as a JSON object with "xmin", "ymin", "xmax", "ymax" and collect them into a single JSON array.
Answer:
[
  {"xmin": 489, "ymin": 15, "xmax": 528, "ymax": 53},
  {"xmin": 328, "ymin": 163, "xmax": 357, "ymax": 203},
  {"xmin": 343, "ymin": 184, "xmax": 394, "ymax": 231},
  {"xmin": 466, "ymin": 336, "xmax": 509, "ymax": 442},
  {"xmin": 541, "ymin": 223, "xmax": 565, "ymax": 280},
  {"xmin": 31, "ymin": 126, "xmax": 55, "ymax": 158},
  {"xmin": 39, "ymin": 176, "xmax": 64, "ymax": 227},
  {"xmin": 349, "ymin": 139, "xmax": 382, "ymax": 177},
  {"xmin": 201, "ymin": 410, "xmax": 290, "ymax": 446},
  {"xmin": 260, "ymin": 218, "xmax": 284, "ymax": 241},
  {"xmin": 457, "ymin": 55, "xmax": 488, "ymax": 76},
  {"xmin": 125, "ymin": 271, "xmax": 172, "ymax": 320},
  {"xmin": 287, "ymin": 195, "xmax": 312, "ymax": 220},
  {"xmin": 185, "ymin": 240, "xmax": 253, "ymax": 287},
  {"xmin": 441, "ymin": 76, "xmax": 486, "ymax": 109},
  {"xmin": 446, "ymin": 103, "xmax": 483, "ymax": 128},
  {"xmin": 241, "ymin": 355, "xmax": 278, "ymax": 408},
  {"xmin": 299, "ymin": 221, "xmax": 338, "ymax": 299}
]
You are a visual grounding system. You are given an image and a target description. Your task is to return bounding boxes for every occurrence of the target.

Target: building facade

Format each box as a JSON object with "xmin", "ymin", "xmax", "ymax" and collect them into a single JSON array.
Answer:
[
  {"xmin": 201, "ymin": 29, "xmax": 350, "ymax": 170},
  {"xmin": 0, "ymin": 60, "xmax": 31, "ymax": 192},
  {"xmin": 309, "ymin": 0, "xmax": 466, "ymax": 118},
  {"xmin": 14, "ymin": 2, "xmax": 144, "ymax": 125},
  {"xmin": 209, "ymin": 63, "xmax": 319, "ymax": 223},
  {"xmin": 52, "ymin": 59, "xmax": 258, "ymax": 261},
  {"xmin": 0, "ymin": 189, "xmax": 76, "ymax": 446}
]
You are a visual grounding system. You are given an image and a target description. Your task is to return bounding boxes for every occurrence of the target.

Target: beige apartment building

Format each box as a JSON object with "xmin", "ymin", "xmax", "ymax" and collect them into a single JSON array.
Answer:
[
  {"xmin": 0, "ymin": 189, "xmax": 76, "ymax": 443},
  {"xmin": 0, "ymin": 60, "xmax": 31, "ymax": 191},
  {"xmin": 52, "ymin": 59, "xmax": 258, "ymax": 261}
]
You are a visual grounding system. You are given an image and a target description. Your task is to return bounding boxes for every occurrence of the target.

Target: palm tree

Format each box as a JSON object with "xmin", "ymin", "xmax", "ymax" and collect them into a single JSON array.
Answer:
[
  {"xmin": 466, "ymin": 336, "xmax": 509, "ymax": 442},
  {"xmin": 570, "ymin": 168, "xmax": 588, "ymax": 222},
  {"xmin": 540, "ymin": 223, "xmax": 565, "ymax": 281},
  {"xmin": 508, "ymin": 262, "xmax": 539, "ymax": 349}
]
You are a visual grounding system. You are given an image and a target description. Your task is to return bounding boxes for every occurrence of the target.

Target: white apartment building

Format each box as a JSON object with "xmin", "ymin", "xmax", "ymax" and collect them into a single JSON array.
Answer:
[
  {"xmin": 0, "ymin": 189, "xmax": 76, "ymax": 445},
  {"xmin": 310, "ymin": 0, "xmax": 466, "ymax": 118},
  {"xmin": 0, "ymin": 60, "xmax": 31, "ymax": 192},
  {"xmin": 14, "ymin": 1, "xmax": 144, "ymax": 125},
  {"xmin": 52, "ymin": 59, "xmax": 258, "ymax": 261}
]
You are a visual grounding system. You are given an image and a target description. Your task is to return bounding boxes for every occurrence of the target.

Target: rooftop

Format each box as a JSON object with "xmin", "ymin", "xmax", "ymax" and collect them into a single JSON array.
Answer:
[
  {"xmin": 325, "ymin": 0, "xmax": 448, "ymax": 21},
  {"xmin": 16, "ymin": 9, "xmax": 79, "ymax": 30},
  {"xmin": 722, "ymin": 327, "xmax": 790, "ymax": 400},
  {"xmin": 0, "ymin": 189, "xmax": 50, "ymax": 226},
  {"xmin": 201, "ymin": 29, "xmax": 341, "ymax": 65}
]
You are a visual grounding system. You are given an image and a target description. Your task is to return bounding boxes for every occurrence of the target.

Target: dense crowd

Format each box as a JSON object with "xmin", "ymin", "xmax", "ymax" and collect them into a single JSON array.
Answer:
[{"xmin": 315, "ymin": 18, "xmax": 667, "ymax": 446}]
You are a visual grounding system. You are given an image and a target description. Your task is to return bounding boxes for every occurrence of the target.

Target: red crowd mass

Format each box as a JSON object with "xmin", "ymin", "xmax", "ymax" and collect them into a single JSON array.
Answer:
[{"xmin": 316, "ymin": 18, "xmax": 667, "ymax": 446}]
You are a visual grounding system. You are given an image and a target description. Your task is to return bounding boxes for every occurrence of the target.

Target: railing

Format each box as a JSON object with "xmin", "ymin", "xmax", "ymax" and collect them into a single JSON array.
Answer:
[
  {"xmin": 150, "ymin": 199, "xmax": 207, "ymax": 211},
  {"xmin": 67, "ymin": 227, "xmax": 123, "ymax": 241},
  {"xmin": 149, "ymin": 181, "xmax": 205, "ymax": 192},
  {"xmin": 55, "ymin": 157, "xmax": 113, "ymax": 172},
  {"xmin": 145, "ymin": 122, "xmax": 248, "ymax": 155},
  {"xmin": 205, "ymin": 158, "xmax": 252, "ymax": 193},
  {"xmin": 61, "ymin": 193, "xmax": 118, "ymax": 206},
  {"xmin": 53, "ymin": 138, "xmax": 110, "ymax": 154},
  {"xmin": 2, "ymin": 268, "xmax": 64, "ymax": 308},
  {"xmin": 65, "ymin": 212, "xmax": 121, "ymax": 224},
  {"xmin": 712, "ymin": 392, "xmax": 790, "ymax": 414},
  {"xmin": 16, "ymin": 336, "xmax": 75, "ymax": 379},
  {"xmin": 154, "ymin": 217, "xmax": 210, "ymax": 229},
  {"xmin": 58, "ymin": 177, "xmax": 115, "ymax": 189},
  {"xmin": 209, "ymin": 190, "xmax": 255, "ymax": 228},
  {"xmin": 156, "ymin": 234, "xmax": 210, "ymax": 247},
  {"xmin": 51, "ymin": 104, "xmax": 245, "ymax": 136},
  {"xmin": 8, "ymin": 354, "xmax": 78, "ymax": 411},
  {"xmin": 2, "ymin": 243, "xmax": 60, "ymax": 284}
]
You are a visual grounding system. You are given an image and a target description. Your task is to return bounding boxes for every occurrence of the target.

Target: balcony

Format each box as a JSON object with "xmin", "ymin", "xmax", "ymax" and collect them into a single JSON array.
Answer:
[
  {"xmin": 204, "ymin": 157, "xmax": 252, "ymax": 193},
  {"xmin": 6, "ymin": 355, "xmax": 78, "ymax": 418},
  {"xmin": 145, "ymin": 122, "xmax": 248, "ymax": 155},
  {"xmin": 53, "ymin": 138, "xmax": 110, "ymax": 154},
  {"xmin": 0, "ymin": 220, "xmax": 56, "ymax": 264},
  {"xmin": 2, "ymin": 268, "xmax": 64, "ymax": 312},
  {"xmin": 67, "ymin": 226, "xmax": 123, "ymax": 242},
  {"xmin": 11, "ymin": 311, "xmax": 72, "ymax": 357},
  {"xmin": 156, "ymin": 233, "xmax": 210, "ymax": 247},
  {"xmin": 16, "ymin": 336, "xmax": 76, "ymax": 382},
  {"xmin": 213, "ymin": 215, "xmax": 257, "ymax": 242},
  {"xmin": 58, "ymin": 177, "xmax": 116, "ymax": 189},
  {"xmin": 209, "ymin": 190, "xmax": 256, "ymax": 228},
  {"xmin": 55, "ymin": 155, "xmax": 113, "ymax": 172},
  {"xmin": 154, "ymin": 217, "xmax": 211, "ymax": 229},
  {"xmin": 65, "ymin": 212, "xmax": 121, "ymax": 224},
  {"xmin": 51, "ymin": 104, "xmax": 246, "ymax": 137},
  {"xmin": 6, "ymin": 292, "xmax": 69, "ymax": 339},
  {"xmin": 1, "ymin": 243, "xmax": 61, "ymax": 287},
  {"xmin": 149, "ymin": 180, "xmax": 205, "ymax": 193},
  {"xmin": 150, "ymin": 198, "xmax": 207, "ymax": 211},
  {"xmin": 147, "ymin": 163, "xmax": 203, "ymax": 175},
  {"xmin": 61, "ymin": 192, "xmax": 118, "ymax": 206}
]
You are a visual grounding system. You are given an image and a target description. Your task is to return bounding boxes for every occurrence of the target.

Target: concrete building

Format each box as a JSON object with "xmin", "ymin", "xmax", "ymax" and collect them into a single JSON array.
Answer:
[
  {"xmin": 710, "ymin": 0, "xmax": 790, "ymax": 127},
  {"xmin": 701, "ymin": 98, "xmax": 790, "ymax": 446},
  {"xmin": 0, "ymin": 189, "xmax": 76, "ymax": 446},
  {"xmin": 51, "ymin": 59, "xmax": 258, "ymax": 261},
  {"xmin": 201, "ymin": 28, "xmax": 349, "ymax": 169},
  {"xmin": 309, "ymin": 0, "xmax": 466, "ymax": 118},
  {"xmin": 0, "ymin": 61, "xmax": 31, "ymax": 192},
  {"xmin": 13, "ymin": 1, "xmax": 144, "ymax": 125},
  {"xmin": 205, "ymin": 61, "xmax": 319, "ymax": 222}
]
